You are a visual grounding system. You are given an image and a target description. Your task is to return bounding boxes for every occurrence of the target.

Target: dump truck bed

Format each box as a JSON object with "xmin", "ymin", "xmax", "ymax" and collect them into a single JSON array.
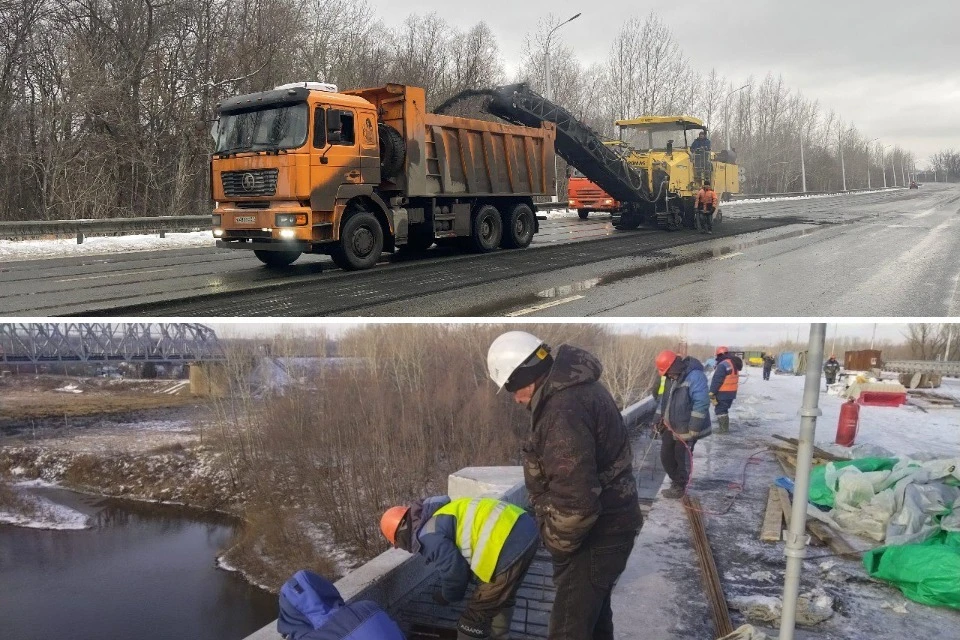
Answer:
[{"xmin": 347, "ymin": 84, "xmax": 556, "ymax": 200}]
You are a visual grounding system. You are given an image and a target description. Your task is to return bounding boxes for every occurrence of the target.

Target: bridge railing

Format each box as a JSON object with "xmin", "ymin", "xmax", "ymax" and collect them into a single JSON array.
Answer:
[{"xmin": 0, "ymin": 215, "xmax": 211, "ymax": 243}]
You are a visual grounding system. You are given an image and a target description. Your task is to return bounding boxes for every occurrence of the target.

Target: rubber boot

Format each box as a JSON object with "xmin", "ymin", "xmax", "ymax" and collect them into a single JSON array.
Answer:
[
  {"xmin": 717, "ymin": 414, "xmax": 730, "ymax": 434},
  {"xmin": 490, "ymin": 607, "xmax": 514, "ymax": 640},
  {"xmin": 662, "ymin": 483, "xmax": 685, "ymax": 499}
]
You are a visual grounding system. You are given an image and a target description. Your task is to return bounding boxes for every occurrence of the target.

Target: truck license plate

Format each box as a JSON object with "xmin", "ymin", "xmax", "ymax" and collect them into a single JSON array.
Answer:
[{"xmin": 234, "ymin": 216, "xmax": 256, "ymax": 223}]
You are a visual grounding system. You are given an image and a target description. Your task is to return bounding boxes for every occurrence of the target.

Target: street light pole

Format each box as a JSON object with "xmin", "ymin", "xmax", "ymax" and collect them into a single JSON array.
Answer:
[
  {"xmin": 866, "ymin": 138, "xmax": 877, "ymax": 189},
  {"xmin": 800, "ymin": 134, "xmax": 807, "ymax": 193},
  {"xmin": 724, "ymin": 84, "xmax": 749, "ymax": 152},
  {"xmin": 838, "ymin": 123, "xmax": 847, "ymax": 191},
  {"xmin": 879, "ymin": 144, "xmax": 888, "ymax": 188},
  {"xmin": 544, "ymin": 12, "xmax": 581, "ymax": 203}
]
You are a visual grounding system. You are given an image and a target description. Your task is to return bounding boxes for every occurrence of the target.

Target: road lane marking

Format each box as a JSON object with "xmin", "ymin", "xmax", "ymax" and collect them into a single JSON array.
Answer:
[
  {"xmin": 713, "ymin": 252, "xmax": 743, "ymax": 260},
  {"xmin": 507, "ymin": 295, "xmax": 585, "ymax": 316},
  {"xmin": 56, "ymin": 267, "xmax": 174, "ymax": 283}
]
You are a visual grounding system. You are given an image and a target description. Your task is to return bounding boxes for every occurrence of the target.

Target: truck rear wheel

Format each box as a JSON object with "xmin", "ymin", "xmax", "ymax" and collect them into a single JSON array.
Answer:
[
  {"xmin": 254, "ymin": 249, "xmax": 301, "ymax": 267},
  {"xmin": 470, "ymin": 204, "xmax": 502, "ymax": 252},
  {"xmin": 501, "ymin": 203, "xmax": 535, "ymax": 249},
  {"xmin": 577, "ymin": 209, "xmax": 589, "ymax": 220},
  {"xmin": 331, "ymin": 210, "xmax": 384, "ymax": 271}
]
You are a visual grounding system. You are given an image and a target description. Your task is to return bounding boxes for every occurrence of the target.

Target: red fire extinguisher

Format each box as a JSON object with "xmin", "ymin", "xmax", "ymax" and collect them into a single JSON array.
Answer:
[{"xmin": 836, "ymin": 399, "xmax": 860, "ymax": 446}]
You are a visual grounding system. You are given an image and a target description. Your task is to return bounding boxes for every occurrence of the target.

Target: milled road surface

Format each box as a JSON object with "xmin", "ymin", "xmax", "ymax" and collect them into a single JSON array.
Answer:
[{"xmin": 0, "ymin": 186, "xmax": 954, "ymax": 316}]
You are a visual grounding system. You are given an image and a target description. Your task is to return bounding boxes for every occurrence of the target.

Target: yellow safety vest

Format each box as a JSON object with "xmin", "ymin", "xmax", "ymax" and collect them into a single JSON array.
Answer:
[
  {"xmin": 659, "ymin": 376, "xmax": 667, "ymax": 396},
  {"xmin": 434, "ymin": 497, "xmax": 524, "ymax": 582}
]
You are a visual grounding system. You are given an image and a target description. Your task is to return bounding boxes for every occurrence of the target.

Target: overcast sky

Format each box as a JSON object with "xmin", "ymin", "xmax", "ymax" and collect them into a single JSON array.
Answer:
[
  {"xmin": 209, "ymin": 321, "xmax": 913, "ymax": 347},
  {"xmin": 364, "ymin": 0, "xmax": 958, "ymax": 164}
]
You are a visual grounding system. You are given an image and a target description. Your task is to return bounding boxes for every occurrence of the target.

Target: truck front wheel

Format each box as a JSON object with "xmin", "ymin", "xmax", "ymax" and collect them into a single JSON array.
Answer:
[
  {"xmin": 470, "ymin": 204, "xmax": 502, "ymax": 252},
  {"xmin": 578, "ymin": 209, "xmax": 589, "ymax": 220},
  {"xmin": 254, "ymin": 249, "xmax": 301, "ymax": 267},
  {"xmin": 331, "ymin": 210, "xmax": 384, "ymax": 270},
  {"xmin": 501, "ymin": 203, "xmax": 535, "ymax": 249}
]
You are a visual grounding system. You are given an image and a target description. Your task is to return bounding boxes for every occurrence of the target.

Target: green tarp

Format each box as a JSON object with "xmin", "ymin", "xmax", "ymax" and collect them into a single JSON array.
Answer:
[
  {"xmin": 864, "ymin": 532, "xmax": 960, "ymax": 610},
  {"xmin": 807, "ymin": 457, "xmax": 899, "ymax": 508}
]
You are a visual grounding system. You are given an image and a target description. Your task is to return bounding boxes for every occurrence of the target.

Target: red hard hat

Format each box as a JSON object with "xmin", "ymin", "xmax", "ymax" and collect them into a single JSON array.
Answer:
[
  {"xmin": 380, "ymin": 506, "xmax": 409, "ymax": 545},
  {"xmin": 656, "ymin": 350, "xmax": 679, "ymax": 376},
  {"xmin": 716, "ymin": 346, "xmax": 729, "ymax": 356}
]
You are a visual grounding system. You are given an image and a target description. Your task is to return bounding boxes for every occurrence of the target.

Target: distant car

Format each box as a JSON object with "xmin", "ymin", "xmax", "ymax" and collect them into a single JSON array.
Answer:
[{"xmin": 909, "ymin": 181, "xmax": 919, "ymax": 189}]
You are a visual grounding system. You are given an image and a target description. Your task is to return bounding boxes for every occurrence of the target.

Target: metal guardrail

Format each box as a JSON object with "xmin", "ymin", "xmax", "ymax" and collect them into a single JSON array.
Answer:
[
  {"xmin": 727, "ymin": 187, "xmax": 899, "ymax": 201},
  {"xmin": 0, "ymin": 215, "xmax": 211, "ymax": 243}
]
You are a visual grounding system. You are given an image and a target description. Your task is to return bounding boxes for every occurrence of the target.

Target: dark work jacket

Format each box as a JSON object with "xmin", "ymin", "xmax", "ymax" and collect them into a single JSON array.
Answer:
[
  {"xmin": 824, "ymin": 359, "xmax": 841, "ymax": 377},
  {"xmin": 655, "ymin": 356, "xmax": 711, "ymax": 437},
  {"xmin": 710, "ymin": 353, "xmax": 743, "ymax": 397},
  {"xmin": 407, "ymin": 495, "xmax": 538, "ymax": 604},
  {"xmin": 525, "ymin": 345, "xmax": 643, "ymax": 560}
]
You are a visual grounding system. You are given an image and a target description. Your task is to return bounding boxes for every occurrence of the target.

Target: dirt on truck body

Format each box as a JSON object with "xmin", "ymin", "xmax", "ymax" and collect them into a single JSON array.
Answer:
[{"xmin": 211, "ymin": 82, "xmax": 556, "ymax": 270}]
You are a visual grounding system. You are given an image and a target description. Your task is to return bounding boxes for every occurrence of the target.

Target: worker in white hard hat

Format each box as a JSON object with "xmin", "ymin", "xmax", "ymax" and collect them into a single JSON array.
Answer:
[{"xmin": 486, "ymin": 331, "xmax": 642, "ymax": 640}]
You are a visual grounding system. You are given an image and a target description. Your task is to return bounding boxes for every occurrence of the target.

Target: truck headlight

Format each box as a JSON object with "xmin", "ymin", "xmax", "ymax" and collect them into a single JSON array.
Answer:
[
  {"xmin": 279, "ymin": 229, "xmax": 297, "ymax": 239},
  {"xmin": 604, "ymin": 199, "xmax": 613, "ymax": 205},
  {"xmin": 275, "ymin": 213, "xmax": 307, "ymax": 227},
  {"xmin": 212, "ymin": 214, "xmax": 221, "ymax": 226}
]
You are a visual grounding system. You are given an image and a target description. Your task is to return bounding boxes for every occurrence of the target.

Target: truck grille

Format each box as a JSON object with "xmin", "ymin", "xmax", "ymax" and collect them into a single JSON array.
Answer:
[{"xmin": 222, "ymin": 169, "xmax": 278, "ymax": 197}]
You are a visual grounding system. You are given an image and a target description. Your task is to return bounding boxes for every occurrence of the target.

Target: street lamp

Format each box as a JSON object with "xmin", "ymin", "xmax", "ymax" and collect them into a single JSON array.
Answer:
[
  {"xmin": 865, "ymin": 137, "xmax": 877, "ymax": 189},
  {"xmin": 799, "ymin": 131, "xmax": 807, "ymax": 193},
  {"xmin": 724, "ymin": 84, "xmax": 749, "ymax": 152},
  {"xmin": 878, "ymin": 144, "xmax": 889, "ymax": 188},
  {"xmin": 837, "ymin": 122, "xmax": 850, "ymax": 191},
  {"xmin": 544, "ymin": 12, "xmax": 581, "ymax": 202}
]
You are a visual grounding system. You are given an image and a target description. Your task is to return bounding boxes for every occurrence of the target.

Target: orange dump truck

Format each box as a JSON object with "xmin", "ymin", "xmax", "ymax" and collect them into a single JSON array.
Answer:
[
  {"xmin": 567, "ymin": 172, "xmax": 619, "ymax": 219},
  {"xmin": 210, "ymin": 82, "xmax": 556, "ymax": 269}
]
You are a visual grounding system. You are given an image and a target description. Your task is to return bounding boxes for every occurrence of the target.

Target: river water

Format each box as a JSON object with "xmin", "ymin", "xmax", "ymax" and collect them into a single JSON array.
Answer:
[{"xmin": 0, "ymin": 487, "xmax": 277, "ymax": 640}]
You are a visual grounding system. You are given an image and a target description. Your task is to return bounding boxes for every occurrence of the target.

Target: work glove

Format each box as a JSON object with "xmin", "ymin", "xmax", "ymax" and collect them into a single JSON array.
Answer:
[
  {"xmin": 653, "ymin": 418, "xmax": 666, "ymax": 436},
  {"xmin": 432, "ymin": 590, "xmax": 450, "ymax": 606},
  {"xmin": 709, "ymin": 392, "xmax": 718, "ymax": 406}
]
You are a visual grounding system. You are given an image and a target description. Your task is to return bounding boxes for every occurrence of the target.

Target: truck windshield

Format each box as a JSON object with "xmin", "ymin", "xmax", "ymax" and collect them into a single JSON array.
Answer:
[{"xmin": 213, "ymin": 103, "xmax": 309, "ymax": 154}]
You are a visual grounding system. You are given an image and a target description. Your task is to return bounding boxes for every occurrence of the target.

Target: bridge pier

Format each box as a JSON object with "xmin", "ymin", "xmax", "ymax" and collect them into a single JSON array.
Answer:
[{"xmin": 189, "ymin": 362, "xmax": 230, "ymax": 397}]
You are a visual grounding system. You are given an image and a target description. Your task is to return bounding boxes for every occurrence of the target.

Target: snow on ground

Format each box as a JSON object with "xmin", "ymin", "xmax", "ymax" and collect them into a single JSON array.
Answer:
[
  {"xmin": 732, "ymin": 369, "xmax": 960, "ymax": 460},
  {"xmin": 723, "ymin": 188, "xmax": 900, "ymax": 207},
  {"xmin": 0, "ymin": 479, "xmax": 91, "ymax": 530},
  {"xmin": 0, "ymin": 230, "xmax": 216, "ymax": 262}
]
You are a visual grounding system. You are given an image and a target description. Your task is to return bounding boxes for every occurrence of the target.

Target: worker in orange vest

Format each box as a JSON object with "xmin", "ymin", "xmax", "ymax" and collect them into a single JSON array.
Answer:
[
  {"xmin": 710, "ymin": 346, "xmax": 743, "ymax": 433},
  {"xmin": 694, "ymin": 181, "xmax": 719, "ymax": 234}
]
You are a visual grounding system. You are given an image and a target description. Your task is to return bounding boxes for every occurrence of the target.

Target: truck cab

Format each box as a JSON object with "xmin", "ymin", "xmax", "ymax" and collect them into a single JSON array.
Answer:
[
  {"xmin": 567, "ymin": 169, "xmax": 619, "ymax": 219},
  {"xmin": 211, "ymin": 82, "xmax": 384, "ymax": 268}
]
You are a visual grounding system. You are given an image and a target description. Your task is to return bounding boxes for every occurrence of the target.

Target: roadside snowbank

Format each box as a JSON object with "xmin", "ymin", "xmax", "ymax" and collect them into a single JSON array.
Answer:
[
  {"xmin": 0, "ymin": 230, "xmax": 216, "ymax": 262},
  {"xmin": 724, "ymin": 188, "xmax": 899, "ymax": 207}
]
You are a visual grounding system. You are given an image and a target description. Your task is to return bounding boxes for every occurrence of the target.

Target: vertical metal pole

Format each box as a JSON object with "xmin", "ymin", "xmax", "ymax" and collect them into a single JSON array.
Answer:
[
  {"xmin": 800, "ymin": 136, "xmax": 807, "ymax": 193},
  {"xmin": 839, "ymin": 130, "xmax": 846, "ymax": 191},
  {"xmin": 871, "ymin": 323, "xmax": 877, "ymax": 350},
  {"xmin": 545, "ymin": 39, "xmax": 557, "ymax": 203},
  {"xmin": 945, "ymin": 328, "xmax": 953, "ymax": 362},
  {"xmin": 882, "ymin": 150, "xmax": 887, "ymax": 188},
  {"xmin": 778, "ymin": 323, "xmax": 826, "ymax": 640}
]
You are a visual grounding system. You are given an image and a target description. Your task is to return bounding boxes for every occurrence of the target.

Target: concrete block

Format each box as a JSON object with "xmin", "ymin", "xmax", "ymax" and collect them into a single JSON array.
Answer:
[{"xmin": 447, "ymin": 466, "xmax": 528, "ymax": 506}]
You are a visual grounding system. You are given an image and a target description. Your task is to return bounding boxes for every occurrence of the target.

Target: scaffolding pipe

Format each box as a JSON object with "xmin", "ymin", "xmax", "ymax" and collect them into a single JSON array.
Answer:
[{"xmin": 778, "ymin": 322, "xmax": 826, "ymax": 640}]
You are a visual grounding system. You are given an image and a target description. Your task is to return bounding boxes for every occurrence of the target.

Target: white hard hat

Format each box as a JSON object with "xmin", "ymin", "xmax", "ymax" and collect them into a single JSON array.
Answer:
[{"xmin": 487, "ymin": 331, "xmax": 548, "ymax": 391}]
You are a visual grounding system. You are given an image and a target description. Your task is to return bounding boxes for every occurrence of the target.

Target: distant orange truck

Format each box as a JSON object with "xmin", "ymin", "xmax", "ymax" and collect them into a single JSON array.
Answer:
[
  {"xmin": 567, "ymin": 171, "xmax": 619, "ymax": 219},
  {"xmin": 210, "ymin": 82, "xmax": 556, "ymax": 270}
]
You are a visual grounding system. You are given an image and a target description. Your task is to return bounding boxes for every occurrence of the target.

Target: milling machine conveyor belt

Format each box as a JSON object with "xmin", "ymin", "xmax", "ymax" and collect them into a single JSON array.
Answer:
[{"xmin": 434, "ymin": 84, "xmax": 653, "ymax": 205}]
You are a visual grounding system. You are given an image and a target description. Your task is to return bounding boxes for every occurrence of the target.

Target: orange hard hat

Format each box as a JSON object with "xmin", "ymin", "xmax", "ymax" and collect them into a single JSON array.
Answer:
[
  {"xmin": 380, "ymin": 506, "xmax": 409, "ymax": 545},
  {"xmin": 656, "ymin": 350, "xmax": 678, "ymax": 376},
  {"xmin": 716, "ymin": 346, "xmax": 729, "ymax": 356}
]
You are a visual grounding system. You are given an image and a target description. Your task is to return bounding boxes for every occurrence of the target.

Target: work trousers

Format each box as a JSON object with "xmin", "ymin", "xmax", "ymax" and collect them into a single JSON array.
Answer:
[
  {"xmin": 825, "ymin": 373, "xmax": 837, "ymax": 385},
  {"xmin": 714, "ymin": 392, "xmax": 735, "ymax": 415},
  {"xmin": 548, "ymin": 531, "xmax": 637, "ymax": 640},
  {"xmin": 763, "ymin": 367, "xmax": 772, "ymax": 380},
  {"xmin": 660, "ymin": 430, "xmax": 696, "ymax": 488},
  {"xmin": 460, "ymin": 542, "xmax": 538, "ymax": 634},
  {"xmin": 697, "ymin": 206, "xmax": 714, "ymax": 231}
]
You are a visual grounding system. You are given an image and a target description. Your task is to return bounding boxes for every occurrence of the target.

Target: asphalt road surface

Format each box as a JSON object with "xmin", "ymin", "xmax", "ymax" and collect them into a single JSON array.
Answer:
[{"xmin": 1, "ymin": 185, "xmax": 956, "ymax": 317}]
